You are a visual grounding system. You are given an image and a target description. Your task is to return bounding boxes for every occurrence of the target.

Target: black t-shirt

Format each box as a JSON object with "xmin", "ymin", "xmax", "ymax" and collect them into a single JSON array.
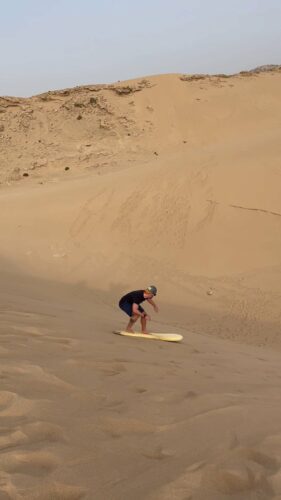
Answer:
[{"xmin": 119, "ymin": 290, "xmax": 146, "ymax": 306}]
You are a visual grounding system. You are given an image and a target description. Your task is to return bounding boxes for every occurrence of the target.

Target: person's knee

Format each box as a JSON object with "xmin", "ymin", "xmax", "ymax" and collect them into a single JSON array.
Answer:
[{"xmin": 131, "ymin": 314, "xmax": 138, "ymax": 322}]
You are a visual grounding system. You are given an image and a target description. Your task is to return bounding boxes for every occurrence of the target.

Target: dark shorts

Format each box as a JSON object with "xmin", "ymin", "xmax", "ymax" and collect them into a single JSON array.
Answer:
[{"xmin": 119, "ymin": 300, "xmax": 145, "ymax": 317}]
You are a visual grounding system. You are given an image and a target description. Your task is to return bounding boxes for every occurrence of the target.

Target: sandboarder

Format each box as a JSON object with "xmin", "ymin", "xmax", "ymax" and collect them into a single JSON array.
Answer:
[{"xmin": 119, "ymin": 286, "xmax": 158, "ymax": 334}]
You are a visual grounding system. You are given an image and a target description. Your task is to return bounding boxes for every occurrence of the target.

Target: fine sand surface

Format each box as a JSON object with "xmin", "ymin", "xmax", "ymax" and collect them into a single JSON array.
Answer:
[{"xmin": 0, "ymin": 69, "xmax": 281, "ymax": 499}]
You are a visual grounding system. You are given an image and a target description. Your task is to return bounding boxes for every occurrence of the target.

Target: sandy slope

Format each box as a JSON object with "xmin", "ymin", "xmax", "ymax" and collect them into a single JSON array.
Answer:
[
  {"xmin": 0, "ymin": 270, "xmax": 281, "ymax": 500},
  {"xmin": 1, "ymin": 71, "xmax": 281, "ymax": 281},
  {"xmin": 0, "ymin": 69, "xmax": 281, "ymax": 498}
]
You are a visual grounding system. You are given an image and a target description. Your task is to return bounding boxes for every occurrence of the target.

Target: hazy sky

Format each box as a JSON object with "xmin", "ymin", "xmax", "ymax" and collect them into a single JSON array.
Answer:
[{"xmin": 1, "ymin": 0, "xmax": 280, "ymax": 96}]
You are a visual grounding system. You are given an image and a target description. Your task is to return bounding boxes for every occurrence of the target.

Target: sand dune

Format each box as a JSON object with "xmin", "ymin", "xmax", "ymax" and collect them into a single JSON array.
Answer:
[
  {"xmin": 0, "ymin": 272, "xmax": 281, "ymax": 499},
  {"xmin": 0, "ymin": 69, "xmax": 281, "ymax": 498},
  {"xmin": 1, "ymin": 70, "xmax": 281, "ymax": 280}
]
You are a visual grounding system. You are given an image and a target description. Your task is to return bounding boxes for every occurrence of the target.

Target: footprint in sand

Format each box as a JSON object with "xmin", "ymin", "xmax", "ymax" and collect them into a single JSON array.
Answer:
[
  {"xmin": 134, "ymin": 387, "xmax": 148, "ymax": 394},
  {"xmin": 185, "ymin": 390, "xmax": 198, "ymax": 399},
  {"xmin": 163, "ymin": 390, "xmax": 199, "ymax": 404}
]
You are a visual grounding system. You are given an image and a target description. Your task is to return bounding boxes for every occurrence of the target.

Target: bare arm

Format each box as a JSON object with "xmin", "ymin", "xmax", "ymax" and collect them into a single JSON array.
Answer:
[{"xmin": 147, "ymin": 298, "xmax": 159, "ymax": 312}]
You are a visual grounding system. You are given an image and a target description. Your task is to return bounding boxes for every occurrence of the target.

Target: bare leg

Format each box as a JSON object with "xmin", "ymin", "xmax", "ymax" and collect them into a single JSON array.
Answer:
[
  {"xmin": 125, "ymin": 315, "xmax": 138, "ymax": 333},
  {"xmin": 141, "ymin": 315, "xmax": 148, "ymax": 334}
]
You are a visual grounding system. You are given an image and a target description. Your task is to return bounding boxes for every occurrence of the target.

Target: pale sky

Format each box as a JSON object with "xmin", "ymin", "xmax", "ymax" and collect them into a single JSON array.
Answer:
[{"xmin": 1, "ymin": 0, "xmax": 280, "ymax": 96}]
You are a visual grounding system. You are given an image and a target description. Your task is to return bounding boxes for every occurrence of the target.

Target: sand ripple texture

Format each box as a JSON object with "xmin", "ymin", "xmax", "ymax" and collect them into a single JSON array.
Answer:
[{"xmin": 0, "ymin": 270, "xmax": 280, "ymax": 499}]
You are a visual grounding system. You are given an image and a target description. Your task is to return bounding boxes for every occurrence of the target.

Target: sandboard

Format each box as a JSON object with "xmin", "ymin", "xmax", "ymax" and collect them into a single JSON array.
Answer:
[{"xmin": 113, "ymin": 331, "xmax": 183, "ymax": 342}]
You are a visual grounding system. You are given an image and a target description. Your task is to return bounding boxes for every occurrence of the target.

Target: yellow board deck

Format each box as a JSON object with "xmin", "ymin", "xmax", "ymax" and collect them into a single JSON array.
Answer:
[{"xmin": 113, "ymin": 331, "xmax": 183, "ymax": 342}]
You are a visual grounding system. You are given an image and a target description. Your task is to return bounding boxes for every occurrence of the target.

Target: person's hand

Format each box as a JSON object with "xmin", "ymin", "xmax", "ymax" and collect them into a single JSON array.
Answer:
[{"xmin": 144, "ymin": 314, "xmax": 151, "ymax": 321}]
